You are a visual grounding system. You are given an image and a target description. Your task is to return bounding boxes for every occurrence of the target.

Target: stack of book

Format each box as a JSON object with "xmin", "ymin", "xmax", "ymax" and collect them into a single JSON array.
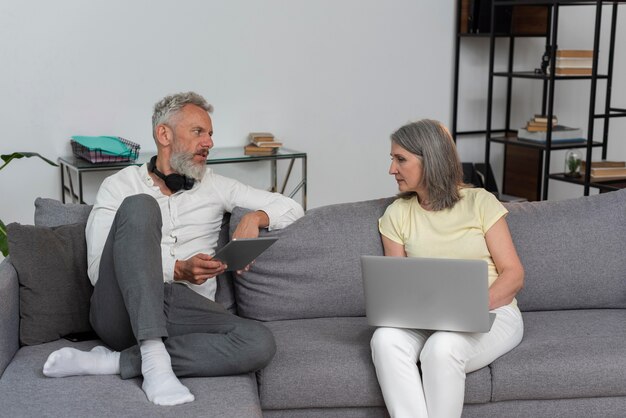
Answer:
[
  {"xmin": 524, "ymin": 114, "xmax": 558, "ymax": 132},
  {"xmin": 581, "ymin": 161, "xmax": 626, "ymax": 181},
  {"xmin": 244, "ymin": 132, "xmax": 283, "ymax": 156},
  {"xmin": 550, "ymin": 50, "xmax": 594, "ymax": 76},
  {"xmin": 517, "ymin": 121, "xmax": 585, "ymax": 144}
]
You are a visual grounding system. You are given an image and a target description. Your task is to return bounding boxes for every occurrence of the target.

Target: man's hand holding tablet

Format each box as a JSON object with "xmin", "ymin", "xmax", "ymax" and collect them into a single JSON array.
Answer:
[
  {"xmin": 174, "ymin": 237, "xmax": 278, "ymax": 284},
  {"xmin": 212, "ymin": 237, "xmax": 279, "ymax": 272},
  {"xmin": 174, "ymin": 253, "xmax": 227, "ymax": 285},
  {"xmin": 175, "ymin": 210, "xmax": 278, "ymax": 283}
]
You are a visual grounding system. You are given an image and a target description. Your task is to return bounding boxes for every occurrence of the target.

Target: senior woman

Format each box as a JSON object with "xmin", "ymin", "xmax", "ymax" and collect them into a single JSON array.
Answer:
[{"xmin": 370, "ymin": 119, "xmax": 524, "ymax": 418}]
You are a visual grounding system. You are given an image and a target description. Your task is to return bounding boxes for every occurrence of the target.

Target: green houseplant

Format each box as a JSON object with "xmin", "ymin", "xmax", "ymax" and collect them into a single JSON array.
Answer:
[
  {"xmin": 564, "ymin": 150, "xmax": 582, "ymax": 178},
  {"xmin": 0, "ymin": 152, "xmax": 58, "ymax": 256}
]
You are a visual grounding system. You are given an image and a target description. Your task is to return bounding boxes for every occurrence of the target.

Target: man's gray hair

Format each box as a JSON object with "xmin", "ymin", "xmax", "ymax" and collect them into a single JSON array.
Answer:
[
  {"xmin": 152, "ymin": 92, "xmax": 214, "ymax": 140},
  {"xmin": 391, "ymin": 119, "xmax": 466, "ymax": 211}
]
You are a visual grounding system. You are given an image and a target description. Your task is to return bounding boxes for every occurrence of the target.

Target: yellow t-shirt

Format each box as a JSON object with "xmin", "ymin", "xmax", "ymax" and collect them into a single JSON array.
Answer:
[{"xmin": 379, "ymin": 188, "xmax": 510, "ymax": 303}]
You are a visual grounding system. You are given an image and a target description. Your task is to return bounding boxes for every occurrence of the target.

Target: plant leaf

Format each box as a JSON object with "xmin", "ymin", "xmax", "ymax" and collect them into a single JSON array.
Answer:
[
  {"xmin": 0, "ymin": 152, "xmax": 58, "ymax": 171},
  {"xmin": 0, "ymin": 219, "xmax": 7, "ymax": 257},
  {"xmin": 0, "ymin": 152, "xmax": 58, "ymax": 256}
]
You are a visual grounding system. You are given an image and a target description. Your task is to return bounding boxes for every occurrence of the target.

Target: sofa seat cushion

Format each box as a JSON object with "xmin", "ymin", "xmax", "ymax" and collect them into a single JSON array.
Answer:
[
  {"xmin": 0, "ymin": 339, "xmax": 262, "ymax": 418},
  {"xmin": 462, "ymin": 397, "xmax": 626, "ymax": 418},
  {"xmin": 259, "ymin": 317, "xmax": 492, "ymax": 411},
  {"xmin": 491, "ymin": 309, "xmax": 626, "ymax": 401}
]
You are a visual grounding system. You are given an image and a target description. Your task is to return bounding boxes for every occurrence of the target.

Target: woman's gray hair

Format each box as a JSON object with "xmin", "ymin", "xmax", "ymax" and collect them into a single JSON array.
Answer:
[
  {"xmin": 152, "ymin": 92, "xmax": 214, "ymax": 140},
  {"xmin": 391, "ymin": 119, "xmax": 465, "ymax": 211}
]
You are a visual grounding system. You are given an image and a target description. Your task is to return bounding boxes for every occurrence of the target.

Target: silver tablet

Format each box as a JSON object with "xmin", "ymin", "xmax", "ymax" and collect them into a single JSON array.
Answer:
[{"xmin": 213, "ymin": 237, "xmax": 278, "ymax": 271}]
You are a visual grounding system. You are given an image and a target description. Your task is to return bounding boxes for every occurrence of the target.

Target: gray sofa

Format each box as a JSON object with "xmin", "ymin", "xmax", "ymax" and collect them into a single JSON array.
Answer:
[{"xmin": 1, "ymin": 189, "xmax": 626, "ymax": 417}]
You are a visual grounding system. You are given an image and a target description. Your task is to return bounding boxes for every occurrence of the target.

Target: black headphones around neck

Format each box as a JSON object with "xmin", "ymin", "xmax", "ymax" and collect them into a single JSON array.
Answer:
[{"xmin": 148, "ymin": 156, "xmax": 195, "ymax": 192}]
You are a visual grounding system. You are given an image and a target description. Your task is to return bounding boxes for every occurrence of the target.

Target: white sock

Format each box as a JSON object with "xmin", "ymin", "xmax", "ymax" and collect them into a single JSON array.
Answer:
[
  {"xmin": 43, "ymin": 346, "xmax": 120, "ymax": 377},
  {"xmin": 140, "ymin": 338, "xmax": 194, "ymax": 406}
]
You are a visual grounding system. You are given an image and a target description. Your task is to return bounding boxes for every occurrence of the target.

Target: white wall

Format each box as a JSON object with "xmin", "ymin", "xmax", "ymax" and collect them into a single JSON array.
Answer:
[
  {"xmin": 1, "ymin": 1, "xmax": 625, "ymax": 235},
  {"xmin": 0, "ymin": 0, "xmax": 454, "ymax": 224}
]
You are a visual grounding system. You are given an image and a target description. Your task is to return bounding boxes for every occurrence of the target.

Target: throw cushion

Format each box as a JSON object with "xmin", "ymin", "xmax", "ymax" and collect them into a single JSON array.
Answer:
[
  {"xmin": 32, "ymin": 197, "xmax": 236, "ymax": 312},
  {"xmin": 229, "ymin": 197, "xmax": 395, "ymax": 321},
  {"xmin": 34, "ymin": 197, "xmax": 93, "ymax": 227},
  {"xmin": 7, "ymin": 222, "xmax": 93, "ymax": 345},
  {"xmin": 505, "ymin": 188, "xmax": 626, "ymax": 311}
]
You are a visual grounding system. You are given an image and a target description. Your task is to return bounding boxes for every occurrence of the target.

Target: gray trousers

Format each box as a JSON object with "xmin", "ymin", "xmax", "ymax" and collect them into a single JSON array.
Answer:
[{"xmin": 89, "ymin": 194, "xmax": 276, "ymax": 379}]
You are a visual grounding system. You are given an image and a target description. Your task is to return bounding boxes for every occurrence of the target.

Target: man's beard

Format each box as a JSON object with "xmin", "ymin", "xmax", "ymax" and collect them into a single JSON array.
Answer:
[{"xmin": 170, "ymin": 151, "xmax": 207, "ymax": 181}]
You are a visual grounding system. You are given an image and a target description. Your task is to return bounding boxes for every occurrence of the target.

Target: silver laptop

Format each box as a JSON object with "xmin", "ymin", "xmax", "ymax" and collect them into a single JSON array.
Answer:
[{"xmin": 361, "ymin": 255, "xmax": 496, "ymax": 333}]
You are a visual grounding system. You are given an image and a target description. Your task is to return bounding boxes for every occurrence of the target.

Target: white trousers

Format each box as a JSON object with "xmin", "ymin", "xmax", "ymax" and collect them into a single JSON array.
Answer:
[{"xmin": 370, "ymin": 305, "xmax": 523, "ymax": 418}]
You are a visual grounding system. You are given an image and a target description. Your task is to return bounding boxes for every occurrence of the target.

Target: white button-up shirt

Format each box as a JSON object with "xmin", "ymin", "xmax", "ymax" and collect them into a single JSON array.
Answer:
[{"xmin": 85, "ymin": 163, "xmax": 304, "ymax": 301}]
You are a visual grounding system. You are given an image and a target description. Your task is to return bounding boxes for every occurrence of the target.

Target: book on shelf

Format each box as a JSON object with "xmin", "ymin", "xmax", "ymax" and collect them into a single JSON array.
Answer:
[
  {"xmin": 530, "ymin": 114, "xmax": 557, "ymax": 124},
  {"xmin": 526, "ymin": 118, "xmax": 557, "ymax": 131},
  {"xmin": 554, "ymin": 67, "xmax": 593, "ymax": 76},
  {"xmin": 518, "ymin": 136, "xmax": 586, "ymax": 145},
  {"xmin": 550, "ymin": 51, "xmax": 594, "ymax": 75},
  {"xmin": 547, "ymin": 66, "xmax": 592, "ymax": 75},
  {"xmin": 244, "ymin": 144, "xmax": 277, "ymax": 156},
  {"xmin": 580, "ymin": 161, "xmax": 626, "ymax": 181},
  {"xmin": 586, "ymin": 168, "xmax": 626, "ymax": 181},
  {"xmin": 586, "ymin": 167, "xmax": 626, "ymax": 178},
  {"xmin": 249, "ymin": 132, "xmax": 275, "ymax": 142},
  {"xmin": 555, "ymin": 57, "xmax": 593, "ymax": 68},
  {"xmin": 556, "ymin": 49, "xmax": 594, "ymax": 58},
  {"xmin": 517, "ymin": 125, "xmax": 585, "ymax": 143},
  {"xmin": 526, "ymin": 125, "xmax": 551, "ymax": 132},
  {"xmin": 253, "ymin": 140, "xmax": 283, "ymax": 148},
  {"xmin": 528, "ymin": 120, "xmax": 555, "ymax": 128},
  {"xmin": 248, "ymin": 132, "xmax": 283, "ymax": 148},
  {"xmin": 581, "ymin": 160, "xmax": 626, "ymax": 170}
]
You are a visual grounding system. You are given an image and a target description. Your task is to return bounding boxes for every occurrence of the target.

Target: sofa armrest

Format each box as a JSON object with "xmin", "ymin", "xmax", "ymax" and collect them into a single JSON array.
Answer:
[{"xmin": 0, "ymin": 257, "xmax": 19, "ymax": 376}]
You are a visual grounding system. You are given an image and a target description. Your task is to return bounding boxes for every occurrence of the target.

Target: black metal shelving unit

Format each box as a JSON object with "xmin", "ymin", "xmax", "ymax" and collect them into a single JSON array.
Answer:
[
  {"xmin": 453, "ymin": 1, "xmax": 552, "ymax": 140},
  {"xmin": 453, "ymin": 0, "xmax": 554, "ymax": 201},
  {"xmin": 485, "ymin": 0, "xmax": 626, "ymax": 200},
  {"xmin": 454, "ymin": 0, "xmax": 626, "ymax": 200}
]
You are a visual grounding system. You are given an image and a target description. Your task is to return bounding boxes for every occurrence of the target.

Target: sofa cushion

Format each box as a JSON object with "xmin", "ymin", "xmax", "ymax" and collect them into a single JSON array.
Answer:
[
  {"xmin": 230, "ymin": 198, "xmax": 395, "ymax": 321},
  {"xmin": 462, "ymin": 397, "xmax": 626, "ymax": 418},
  {"xmin": 490, "ymin": 309, "xmax": 626, "ymax": 401},
  {"xmin": 214, "ymin": 212, "xmax": 237, "ymax": 313},
  {"xmin": 258, "ymin": 317, "xmax": 492, "ymax": 411},
  {"xmin": 0, "ymin": 339, "xmax": 262, "ymax": 417},
  {"xmin": 504, "ymin": 189, "xmax": 626, "ymax": 311},
  {"xmin": 34, "ymin": 197, "xmax": 92, "ymax": 227},
  {"xmin": 260, "ymin": 317, "xmax": 383, "ymax": 410},
  {"xmin": 33, "ymin": 197, "xmax": 237, "ymax": 312},
  {"xmin": 0, "ymin": 259, "xmax": 20, "ymax": 375},
  {"xmin": 7, "ymin": 223, "xmax": 93, "ymax": 346}
]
